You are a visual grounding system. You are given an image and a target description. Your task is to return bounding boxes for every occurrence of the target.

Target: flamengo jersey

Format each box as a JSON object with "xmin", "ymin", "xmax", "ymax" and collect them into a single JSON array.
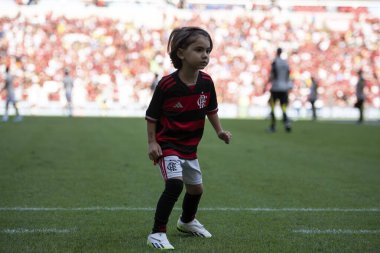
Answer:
[{"xmin": 145, "ymin": 71, "xmax": 218, "ymax": 159}]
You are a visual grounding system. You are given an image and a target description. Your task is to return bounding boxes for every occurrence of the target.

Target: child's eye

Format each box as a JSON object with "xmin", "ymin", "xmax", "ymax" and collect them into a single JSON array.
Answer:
[{"xmin": 195, "ymin": 48, "xmax": 210, "ymax": 54}]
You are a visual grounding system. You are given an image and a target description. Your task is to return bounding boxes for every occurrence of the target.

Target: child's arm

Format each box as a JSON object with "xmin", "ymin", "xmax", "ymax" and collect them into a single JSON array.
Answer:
[
  {"xmin": 147, "ymin": 120, "xmax": 163, "ymax": 163},
  {"xmin": 207, "ymin": 113, "xmax": 232, "ymax": 144}
]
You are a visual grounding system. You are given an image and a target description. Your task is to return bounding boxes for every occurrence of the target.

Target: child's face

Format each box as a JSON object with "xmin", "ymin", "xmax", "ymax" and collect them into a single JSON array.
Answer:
[{"xmin": 178, "ymin": 35, "xmax": 211, "ymax": 70}]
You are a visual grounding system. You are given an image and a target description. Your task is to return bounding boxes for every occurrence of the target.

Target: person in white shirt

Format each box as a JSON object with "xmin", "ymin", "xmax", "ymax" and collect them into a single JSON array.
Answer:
[
  {"xmin": 1, "ymin": 66, "xmax": 22, "ymax": 122},
  {"xmin": 63, "ymin": 68, "xmax": 74, "ymax": 117},
  {"xmin": 308, "ymin": 76, "xmax": 318, "ymax": 120}
]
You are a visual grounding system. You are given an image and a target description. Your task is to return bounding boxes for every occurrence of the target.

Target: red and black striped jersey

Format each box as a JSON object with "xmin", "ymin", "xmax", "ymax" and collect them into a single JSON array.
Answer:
[{"xmin": 145, "ymin": 71, "xmax": 218, "ymax": 159}]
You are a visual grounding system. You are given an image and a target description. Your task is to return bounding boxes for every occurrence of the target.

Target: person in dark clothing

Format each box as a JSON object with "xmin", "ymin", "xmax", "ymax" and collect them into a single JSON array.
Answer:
[{"xmin": 265, "ymin": 48, "xmax": 292, "ymax": 132}]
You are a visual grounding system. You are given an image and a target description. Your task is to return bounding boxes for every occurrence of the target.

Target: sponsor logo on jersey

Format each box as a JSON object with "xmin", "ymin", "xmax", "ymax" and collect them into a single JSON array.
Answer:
[{"xmin": 173, "ymin": 102, "xmax": 183, "ymax": 109}]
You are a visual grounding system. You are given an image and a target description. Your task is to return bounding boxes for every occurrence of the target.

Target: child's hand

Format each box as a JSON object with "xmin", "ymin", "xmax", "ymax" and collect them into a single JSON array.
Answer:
[
  {"xmin": 148, "ymin": 141, "xmax": 163, "ymax": 164},
  {"xmin": 218, "ymin": 130, "xmax": 232, "ymax": 144}
]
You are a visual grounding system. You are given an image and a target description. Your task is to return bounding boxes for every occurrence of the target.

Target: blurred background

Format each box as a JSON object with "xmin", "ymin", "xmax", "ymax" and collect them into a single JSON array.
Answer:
[{"xmin": 1, "ymin": 0, "xmax": 379, "ymax": 119}]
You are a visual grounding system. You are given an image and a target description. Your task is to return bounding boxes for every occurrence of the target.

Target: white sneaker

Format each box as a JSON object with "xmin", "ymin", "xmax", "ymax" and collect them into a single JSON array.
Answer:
[
  {"xmin": 147, "ymin": 233, "xmax": 175, "ymax": 250},
  {"xmin": 2, "ymin": 115, "xmax": 8, "ymax": 122},
  {"xmin": 177, "ymin": 218, "xmax": 212, "ymax": 238}
]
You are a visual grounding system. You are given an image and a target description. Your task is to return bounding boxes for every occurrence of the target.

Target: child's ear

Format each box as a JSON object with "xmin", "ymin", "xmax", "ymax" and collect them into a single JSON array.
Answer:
[{"xmin": 177, "ymin": 48, "xmax": 184, "ymax": 60}]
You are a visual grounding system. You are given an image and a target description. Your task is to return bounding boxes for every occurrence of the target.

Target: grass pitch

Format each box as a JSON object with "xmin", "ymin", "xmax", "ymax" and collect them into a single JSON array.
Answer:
[{"xmin": 0, "ymin": 116, "xmax": 379, "ymax": 253}]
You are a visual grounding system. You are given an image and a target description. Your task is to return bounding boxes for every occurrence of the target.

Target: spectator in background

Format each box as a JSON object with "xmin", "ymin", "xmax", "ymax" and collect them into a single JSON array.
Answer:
[
  {"xmin": 63, "ymin": 68, "xmax": 74, "ymax": 117},
  {"xmin": 354, "ymin": 69, "xmax": 366, "ymax": 123},
  {"xmin": 27, "ymin": 0, "xmax": 38, "ymax": 5},
  {"xmin": 308, "ymin": 76, "xmax": 318, "ymax": 120},
  {"xmin": 1, "ymin": 7, "xmax": 379, "ymax": 117},
  {"xmin": 15, "ymin": 0, "xmax": 38, "ymax": 5},
  {"xmin": 265, "ymin": 47, "xmax": 292, "ymax": 132},
  {"xmin": 1, "ymin": 66, "xmax": 22, "ymax": 122}
]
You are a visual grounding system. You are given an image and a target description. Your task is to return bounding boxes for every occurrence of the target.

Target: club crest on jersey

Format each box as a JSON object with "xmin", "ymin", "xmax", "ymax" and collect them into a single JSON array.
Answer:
[{"xmin": 197, "ymin": 94, "xmax": 207, "ymax": 109}]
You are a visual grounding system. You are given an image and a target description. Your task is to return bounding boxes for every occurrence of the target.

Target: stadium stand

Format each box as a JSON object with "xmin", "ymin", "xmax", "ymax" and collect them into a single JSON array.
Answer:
[{"xmin": 0, "ymin": 0, "xmax": 379, "ymax": 118}]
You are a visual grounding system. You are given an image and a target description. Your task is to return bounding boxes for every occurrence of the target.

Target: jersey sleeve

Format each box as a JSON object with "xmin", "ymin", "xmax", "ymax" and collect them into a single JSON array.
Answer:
[
  {"xmin": 206, "ymin": 78, "xmax": 218, "ymax": 115},
  {"xmin": 145, "ymin": 84, "xmax": 164, "ymax": 122}
]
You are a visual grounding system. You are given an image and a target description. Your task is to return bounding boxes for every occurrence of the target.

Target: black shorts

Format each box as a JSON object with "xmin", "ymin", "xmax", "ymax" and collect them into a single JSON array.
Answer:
[
  {"xmin": 354, "ymin": 99, "xmax": 364, "ymax": 108},
  {"xmin": 270, "ymin": 91, "xmax": 288, "ymax": 105}
]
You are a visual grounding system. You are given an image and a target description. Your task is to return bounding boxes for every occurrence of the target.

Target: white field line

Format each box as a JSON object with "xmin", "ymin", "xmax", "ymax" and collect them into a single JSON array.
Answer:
[
  {"xmin": 293, "ymin": 229, "xmax": 380, "ymax": 234},
  {"xmin": 2, "ymin": 228, "xmax": 75, "ymax": 234},
  {"xmin": 0, "ymin": 207, "xmax": 380, "ymax": 212}
]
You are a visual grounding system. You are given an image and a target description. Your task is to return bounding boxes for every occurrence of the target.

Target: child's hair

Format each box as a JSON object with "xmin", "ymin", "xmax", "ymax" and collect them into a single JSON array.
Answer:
[{"xmin": 167, "ymin": 27, "xmax": 213, "ymax": 69}]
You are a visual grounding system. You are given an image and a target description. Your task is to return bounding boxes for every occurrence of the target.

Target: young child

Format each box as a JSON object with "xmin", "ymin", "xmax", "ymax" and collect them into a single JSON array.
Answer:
[{"xmin": 145, "ymin": 27, "xmax": 232, "ymax": 250}]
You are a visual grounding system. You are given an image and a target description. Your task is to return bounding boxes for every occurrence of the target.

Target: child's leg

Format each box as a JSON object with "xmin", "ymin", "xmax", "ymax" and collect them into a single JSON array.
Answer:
[
  {"xmin": 180, "ymin": 159, "xmax": 204, "ymax": 222},
  {"xmin": 177, "ymin": 164, "xmax": 211, "ymax": 238},
  {"xmin": 152, "ymin": 178, "xmax": 183, "ymax": 233},
  {"xmin": 181, "ymin": 184, "xmax": 203, "ymax": 223}
]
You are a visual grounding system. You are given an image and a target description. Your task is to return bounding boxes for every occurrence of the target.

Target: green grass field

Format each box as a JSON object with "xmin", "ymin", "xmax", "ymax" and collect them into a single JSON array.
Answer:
[{"xmin": 0, "ymin": 116, "xmax": 379, "ymax": 253}]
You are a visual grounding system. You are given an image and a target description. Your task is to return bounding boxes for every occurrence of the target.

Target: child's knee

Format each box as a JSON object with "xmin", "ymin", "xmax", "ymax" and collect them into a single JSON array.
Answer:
[
  {"xmin": 164, "ymin": 178, "xmax": 184, "ymax": 199},
  {"xmin": 186, "ymin": 184, "xmax": 203, "ymax": 195}
]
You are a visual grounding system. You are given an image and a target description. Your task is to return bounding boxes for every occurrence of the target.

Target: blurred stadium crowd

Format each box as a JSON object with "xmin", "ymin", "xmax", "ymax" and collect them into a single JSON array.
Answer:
[{"xmin": 0, "ymin": 0, "xmax": 379, "ymax": 118}]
